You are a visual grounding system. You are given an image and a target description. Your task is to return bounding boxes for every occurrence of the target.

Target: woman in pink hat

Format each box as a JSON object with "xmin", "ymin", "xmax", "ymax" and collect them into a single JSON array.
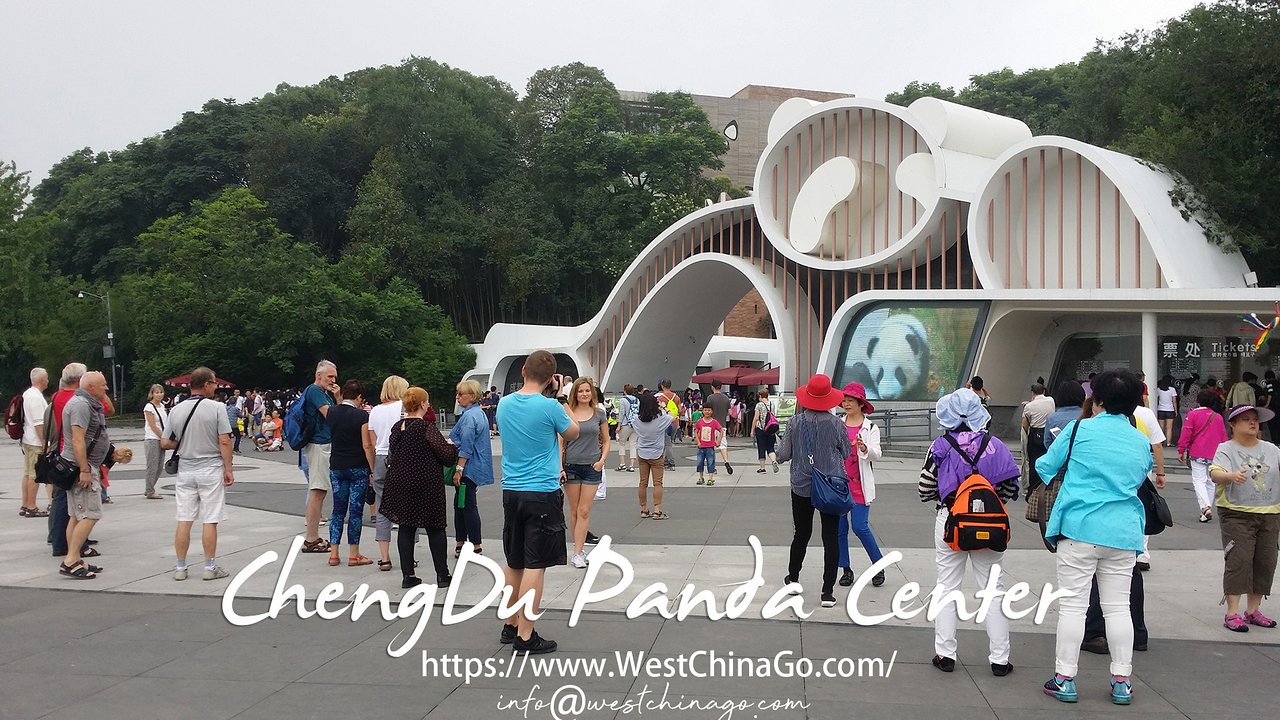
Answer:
[
  {"xmin": 775, "ymin": 374, "xmax": 852, "ymax": 608},
  {"xmin": 836, "ymin": 382, "xmax": 887, "ymax": 588}
]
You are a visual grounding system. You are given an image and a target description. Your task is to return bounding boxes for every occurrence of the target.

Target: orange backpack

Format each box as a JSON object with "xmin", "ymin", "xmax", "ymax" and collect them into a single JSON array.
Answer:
[{"xmin": 942, "ymin": 433, "xmax": 1011, "ymax": 552}]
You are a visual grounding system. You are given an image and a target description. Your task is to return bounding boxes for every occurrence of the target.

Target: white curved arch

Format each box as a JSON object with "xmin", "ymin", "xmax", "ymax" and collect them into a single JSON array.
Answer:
[
  {"xmin": 967, "ymin": 136, "xmax": 1252, "ymax": 290},
  {"xmin": 602, "ymin": 254, "xmax": 818, "ymax": 392}
]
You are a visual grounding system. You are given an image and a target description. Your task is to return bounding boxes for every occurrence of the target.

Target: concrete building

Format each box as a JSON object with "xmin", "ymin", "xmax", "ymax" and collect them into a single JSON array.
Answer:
[{"xmin": 468, "ymin": 95, "xmax": 1275, "ymax": 421}]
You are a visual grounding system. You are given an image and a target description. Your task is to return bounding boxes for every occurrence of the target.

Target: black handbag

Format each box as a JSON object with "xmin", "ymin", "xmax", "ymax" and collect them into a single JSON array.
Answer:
[
  {"xmin": 1138, "ymin": 478, "xmax": 1174, "ymax": 535},
  {"xmin": 165, "ymin": 397, "xmax": 206, "ymax": 474},
  {"xmin": 35, "ymin": 402, "xmax": 104, "ymax": 491}
]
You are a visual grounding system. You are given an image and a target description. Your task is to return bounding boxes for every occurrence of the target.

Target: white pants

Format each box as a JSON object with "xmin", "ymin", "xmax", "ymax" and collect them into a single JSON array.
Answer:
[
  {"xmin": 1054, "ymin": 538, "xmax": 1136, "ymax": 677},
  {"xmin": 933, "ymin": 509, "xmax": 1011, "ymax": 664},
  {"xmin": 1190, "ymin": 458, "xmax": 1215, "ymax": 509},
  {"xmin": 595, "ymin": 470, "xmax": 607, "ymax": 500}
]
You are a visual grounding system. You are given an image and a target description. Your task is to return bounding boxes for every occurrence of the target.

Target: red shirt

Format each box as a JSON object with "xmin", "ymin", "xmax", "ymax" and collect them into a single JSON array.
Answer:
[
  {"xmin": 51, "ymin": 388, "xmax": 75, "ymax": 452},
  {"xmin": 694, "ymin": 418, "xmax": 721, "ymax": 448}
]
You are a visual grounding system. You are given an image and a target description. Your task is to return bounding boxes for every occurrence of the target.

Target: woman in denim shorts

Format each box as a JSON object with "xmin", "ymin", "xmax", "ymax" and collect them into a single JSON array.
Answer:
[{"xmin": 562, "ymin": 377, "xmax": 609, "ymax": 569}]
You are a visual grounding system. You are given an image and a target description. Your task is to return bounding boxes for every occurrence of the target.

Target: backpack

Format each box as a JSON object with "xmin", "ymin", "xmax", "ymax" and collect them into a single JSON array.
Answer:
[
  {"xmin": 283, "ymin": 391, "xmax": 316, "ymax": 450},
  {"xmin": 4, "ymin": 394, "xmax": 23, "ymax": 440},
  {"xmin": 763, "ymin": 402, "xmax": 780, "ymax": 434},
  {"xmin": 941, "ymin": 432, "xmax": 1011, "ymax": 552},
  {"xmin": 623, "ymin": 394, "xmax": 639, "ymax": 426}
]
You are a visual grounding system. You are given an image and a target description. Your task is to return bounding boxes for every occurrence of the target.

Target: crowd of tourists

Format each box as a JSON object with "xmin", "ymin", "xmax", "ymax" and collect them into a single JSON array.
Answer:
[{"xmin": 13, "ymin": 352, "xmax": 1278, "ymax": 706}]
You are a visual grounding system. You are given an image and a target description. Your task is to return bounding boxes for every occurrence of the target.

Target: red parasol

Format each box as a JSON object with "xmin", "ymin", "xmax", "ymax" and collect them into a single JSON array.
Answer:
[
  {"xmin": 164, "ymin": 373, "xmax": 237, "ymax": 389},
  {"xmin": 691, "ymin": 365, "xmax": 758, "ymax": 385},
  {"xmin": 736, "ymin": 367, "xmax": 780, "ymax": 386}
]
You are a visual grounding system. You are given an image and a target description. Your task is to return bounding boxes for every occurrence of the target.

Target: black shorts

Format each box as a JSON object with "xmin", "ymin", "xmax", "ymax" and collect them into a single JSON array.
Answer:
[{"xmin": 502, "ymin": 489, "xmax": 567, "ymax": 570}]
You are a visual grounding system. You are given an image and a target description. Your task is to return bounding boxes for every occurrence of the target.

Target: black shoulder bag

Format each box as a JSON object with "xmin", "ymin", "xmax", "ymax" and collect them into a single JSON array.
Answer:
[
  {"xmin": 36, "ymin": 403, "xmax": 104, "ymax": 491},
  {"xmin": 165, "ymin": 397, "xmax": 206, "ymax": 475}
]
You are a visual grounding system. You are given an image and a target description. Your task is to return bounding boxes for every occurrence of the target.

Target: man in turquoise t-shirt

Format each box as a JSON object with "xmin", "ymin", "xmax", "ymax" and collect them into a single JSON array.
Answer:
[
  {"xmin": 301, "ymin": 360, "xmax": 338, "ymax": 553},
  {"xmin": 495, "ymin": 350, "xmax": 580, "ymax": 655}
]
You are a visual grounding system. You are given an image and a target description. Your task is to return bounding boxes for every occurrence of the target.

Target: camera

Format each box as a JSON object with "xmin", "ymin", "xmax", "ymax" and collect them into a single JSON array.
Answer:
[{"xmin": 543, "ymin": 373, "xmax": 563, "ymax": 398}]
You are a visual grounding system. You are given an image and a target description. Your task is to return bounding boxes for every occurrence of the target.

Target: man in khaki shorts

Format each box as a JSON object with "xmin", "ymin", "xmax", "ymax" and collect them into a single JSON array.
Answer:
[
  {"xmin": 301, "ymin": 360, "xmax": 338, "ymax": 553},
  {"xmin": 58, "ymin": 371, "xmax": 112, "ymax": 579},
  {"xmin": 19, "ymin": 367, "xmax": 50, "ymax": 518},
  {"xmin": 163, "ymin": 366, "xmax": 235, "ymax": 580}
]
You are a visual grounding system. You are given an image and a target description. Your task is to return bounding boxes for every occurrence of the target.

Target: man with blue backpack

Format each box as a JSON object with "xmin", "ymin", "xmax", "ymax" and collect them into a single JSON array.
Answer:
[{"xmin": 287, "ymin": 360, "xmax": 340, "ymax": 553}]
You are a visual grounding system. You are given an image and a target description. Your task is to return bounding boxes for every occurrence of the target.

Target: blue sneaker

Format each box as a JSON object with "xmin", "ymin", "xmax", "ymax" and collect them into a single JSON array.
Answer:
[
  {"xmin": 1043, "ymin": 674, "xmax": 1078, "ymax": 703},
  {"xmin": 1110, "ymin": 676, "xmax": 1132, "ymax": 705}
]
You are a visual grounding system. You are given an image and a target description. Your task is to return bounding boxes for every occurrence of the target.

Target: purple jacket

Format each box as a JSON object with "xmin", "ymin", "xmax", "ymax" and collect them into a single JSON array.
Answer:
[{"xmin": 928, "ymin": 431, "xmax": 1021, "ymax": 501}]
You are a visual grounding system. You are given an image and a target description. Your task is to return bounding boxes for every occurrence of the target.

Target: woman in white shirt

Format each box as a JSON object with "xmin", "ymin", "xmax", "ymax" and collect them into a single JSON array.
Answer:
[
  {"xmin": 142, "ymin": 384, "xmax": 168, "ymax": 499},
  {"xmin": 1156, "ymin": 376, "xmax": 1179, "ymax": 446},
  {"xmin": 365, "ymin": 375, "xmax": 408, "ymax": 571}
]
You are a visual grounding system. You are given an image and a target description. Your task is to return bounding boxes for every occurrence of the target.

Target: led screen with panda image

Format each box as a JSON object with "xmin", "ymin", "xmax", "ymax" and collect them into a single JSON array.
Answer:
[{"xmin": 834, "ymin": 302, "xmax": 988, "ymax": 402}]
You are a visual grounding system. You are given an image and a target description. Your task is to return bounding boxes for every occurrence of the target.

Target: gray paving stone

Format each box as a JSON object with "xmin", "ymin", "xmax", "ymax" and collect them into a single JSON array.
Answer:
[
  {"xmin": 142, "ymin": 636, "xmax": 350, "ymax": 682},
  {"xmin": 298, "ymin": 643, "xmax": 475, "ymax": 687},
  {"xmin": 43, "ymin": 676, "xmax": 285, "ymax": 720},
  {"xmin": 231, "ymin": 682, "xmax": 446, "ymax": 720},
  {"xmin": 805, "ymin": 661, "xmax": 989, "ymax": 707},
  {"xmin": 808, "ymin": 701, "xmax": 998, "ymax": 720},
  {"xmin": 0, "ymin": 671, "xmax": 128, "ymax": 720},
  {"xmin": 652, "ymin": 616, "xmax": 801, "ymax": 656},
  {"xmin": 1137, "ymin": 670, "xmax": 1279, "ymax": 714},
  {"xmin": 82, "ymin": 610, "xmax": 240, "ymax": 643},
  {"xmin": 2, "ymin": 638, "xmax": 207, "ymax": 677}
]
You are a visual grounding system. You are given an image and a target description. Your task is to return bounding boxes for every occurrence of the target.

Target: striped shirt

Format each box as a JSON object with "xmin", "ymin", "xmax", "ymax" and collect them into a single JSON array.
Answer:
[{"xmin": 775, "ymin": 409, "xmax": 852, "ymax": 498}]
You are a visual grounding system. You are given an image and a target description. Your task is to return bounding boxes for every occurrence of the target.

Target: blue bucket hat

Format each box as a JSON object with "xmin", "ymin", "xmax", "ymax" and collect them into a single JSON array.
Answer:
[{"xmin": 936, "ymin": 388, "xmax": 991, "ymax": 432}]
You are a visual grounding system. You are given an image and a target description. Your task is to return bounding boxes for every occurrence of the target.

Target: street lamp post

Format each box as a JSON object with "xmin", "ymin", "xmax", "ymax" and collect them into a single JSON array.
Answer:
[{"xmin": 75, "ymin": 289, "xmax": 119, "ymax": 408}]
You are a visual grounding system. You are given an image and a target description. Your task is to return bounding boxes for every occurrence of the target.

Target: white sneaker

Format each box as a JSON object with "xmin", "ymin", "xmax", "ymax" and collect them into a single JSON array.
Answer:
[
  {"xmin": 173, "ymin": 567, "xmax": 188, "ymax": 581},
  {"xmin": 570, "ymin": 552, "xmax": 589, "ymax": 569},
  {"xmin": 594, "ymin": 492, "xmax": 606, "ymax": 500},
  {"xmin": 202, "ymin": 566, "xmax": 229, "ymax": 581}
]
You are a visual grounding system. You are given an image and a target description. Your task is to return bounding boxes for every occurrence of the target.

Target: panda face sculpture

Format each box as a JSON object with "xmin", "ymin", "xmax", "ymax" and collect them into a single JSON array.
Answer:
[{"xmin": 841, "ymin": 308, "xmax": 930, "ymax": 400}]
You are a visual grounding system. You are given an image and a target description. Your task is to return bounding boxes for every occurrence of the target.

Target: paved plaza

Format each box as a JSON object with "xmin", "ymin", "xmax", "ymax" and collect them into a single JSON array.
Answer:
[{"xmin": 2, "ymin": 425, "xmax": 1276, "ymax": 720}]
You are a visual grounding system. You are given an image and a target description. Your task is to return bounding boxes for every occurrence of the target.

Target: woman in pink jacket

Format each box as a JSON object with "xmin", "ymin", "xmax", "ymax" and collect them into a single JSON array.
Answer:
[{"xmin": 1178, "ymin": 389, "xmax": 1228, "ymax": 522}]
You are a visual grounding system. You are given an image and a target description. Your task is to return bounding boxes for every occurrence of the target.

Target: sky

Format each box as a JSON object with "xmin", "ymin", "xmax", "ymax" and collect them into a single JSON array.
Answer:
[{"xmin": 1, "ymin": 0, "xmax": 1205, "ymax": 184}]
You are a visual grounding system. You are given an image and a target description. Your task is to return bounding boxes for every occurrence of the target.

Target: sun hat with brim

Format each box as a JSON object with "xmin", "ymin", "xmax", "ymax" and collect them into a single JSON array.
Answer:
[
  {"xmin": 1227, "ymin": 405, "xmax": 1276, "ymax": 423},
  {"xmin": 936, "ymin": 388, "xmax": 992, "ymax": 432},
  {"xmin": 795, "ymin": 374, "xmax": 844, "ymax": 412},
  {"xmin": 840, "ymin": 382, "xmax": 875, "ymax": 415}
]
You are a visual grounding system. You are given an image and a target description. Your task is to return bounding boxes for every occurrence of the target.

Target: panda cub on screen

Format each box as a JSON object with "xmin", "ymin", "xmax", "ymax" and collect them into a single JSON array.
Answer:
[{"xmin": 841, "ymin": 308, "xmax": 929, "ymax": 400}]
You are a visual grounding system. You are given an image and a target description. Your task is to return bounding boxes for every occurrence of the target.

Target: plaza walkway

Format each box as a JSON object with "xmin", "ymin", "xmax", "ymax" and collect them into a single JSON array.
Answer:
[{"xmin": 1, "ymin": 427, "xmax": 1274, "ymax": 719}]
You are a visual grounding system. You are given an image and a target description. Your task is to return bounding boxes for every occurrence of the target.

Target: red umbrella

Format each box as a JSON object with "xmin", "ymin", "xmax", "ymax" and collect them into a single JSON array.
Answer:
[
  {"xmin": 164, "ymin": 373, "xmax": 237, "ymax": 389},
  {"xmin": 736, "ymin": 367, "xmax": 780, "ymax": 386},
  {"xmin": 691, "ymin": 366, "xmax": 756, "ymax": 385}
]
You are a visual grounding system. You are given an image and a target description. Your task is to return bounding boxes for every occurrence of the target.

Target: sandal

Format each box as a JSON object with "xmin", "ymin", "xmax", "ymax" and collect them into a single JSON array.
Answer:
[
  {"xmin": 455, "ymin": 543, "xmax": 465, "ymax": 558},
  {"xmin": 18, "ymin": 507, "xmax": 30, "ymax": 517},
  {"xmin": 348, "ymin": 555, "xmax": 374, "ymax": 567},
  {"xmin": 80, "ymin": 547, "xmax": 101, "ymax": 558},
  {"xmin": 651, "ymin": 511, "xmax": 670, "ymax": 520},
  {"xmin": 59, "ymin": 561, "xmax": 97, "ymax": 580},
  {"xmin": 328, "ymin": 555, "xmax": 341, "ymax": 566},
  {"xmin": 640, "ymin": 510, "xmax": 651, "ymax": 519},
  {"xmin": 377, "ymin": 560, "xmax": 393, "ymax": 572},
  {"xmin": 300, "ymin": 539, "xmax": 331, "ymax": 553}
]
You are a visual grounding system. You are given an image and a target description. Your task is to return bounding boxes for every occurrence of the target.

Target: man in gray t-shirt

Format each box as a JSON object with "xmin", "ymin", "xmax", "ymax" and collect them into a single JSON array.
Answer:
[
  {"xmin": 59, "ymin": 371, "xmax": 112, "ymax": 578},
  {"xmin": 705, "ymin": 382, "xmax": 734, "ymax": 475},
  {"xmin": 162, "ymin": 366, "xmax": 235, "ymax": 581}
]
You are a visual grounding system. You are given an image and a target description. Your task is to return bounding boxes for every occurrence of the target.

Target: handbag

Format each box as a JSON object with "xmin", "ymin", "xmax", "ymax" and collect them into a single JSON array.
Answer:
[
  {"xmin": 1026, "ymin": 420, "xmax": 1079, "ymax": 553},
  {"xmin": 35, "ymin": 402, "xmax": 105, "ymax": 491},
  {"xmin": 1138, "ymin": 478, "xmax": 1174, "ymax": 535},
  {"xmin": 165, "ymin": 397, "xmax": 206, "ymax": 474},
  {"xmin": 800, "ymin": 415, "xmax": 854, "ymax": 516}
]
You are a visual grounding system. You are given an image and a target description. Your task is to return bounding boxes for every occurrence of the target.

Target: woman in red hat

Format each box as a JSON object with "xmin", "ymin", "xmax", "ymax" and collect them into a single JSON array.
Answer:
[
  {"xmin": 775, "ymin": 374, "xmax": 852, "ymax": 608},
  {"xmin": 836, "ymin": 382, "xmax": 887, "ymax": 588}
]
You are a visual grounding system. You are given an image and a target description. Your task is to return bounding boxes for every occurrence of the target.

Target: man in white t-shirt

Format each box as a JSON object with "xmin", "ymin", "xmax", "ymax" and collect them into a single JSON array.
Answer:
[
  {"xmin": 19, "ymin": 367, "xmax": 50, "ymax": 518},
  {"xmin": 162, "ymin": 366, "xmax": 235, "ymax": 581}
]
